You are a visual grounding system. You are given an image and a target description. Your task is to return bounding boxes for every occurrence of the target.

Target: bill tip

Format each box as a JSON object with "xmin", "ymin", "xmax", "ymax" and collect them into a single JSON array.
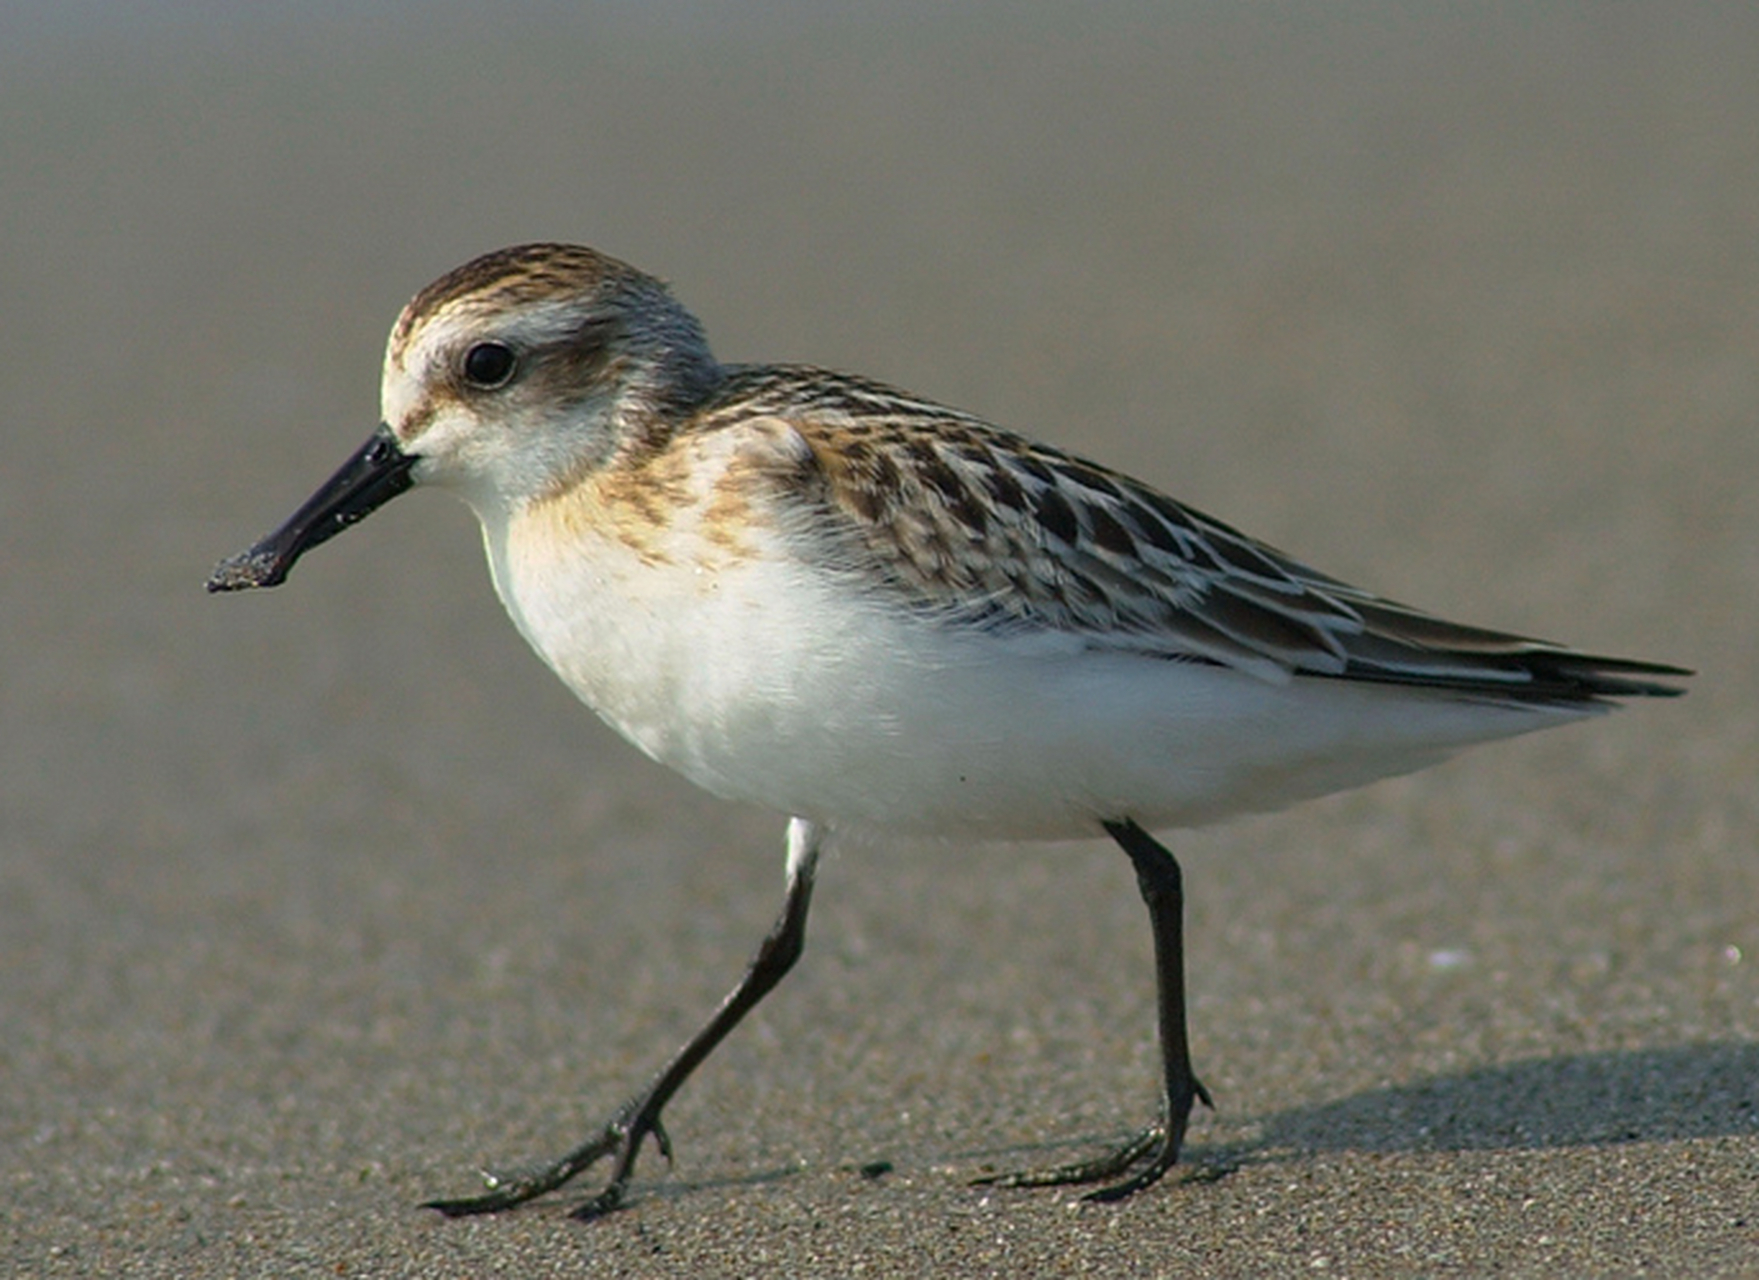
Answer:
[{"xmin": 205, "ymin": 548, "xmax": 285, "ymax": 593}]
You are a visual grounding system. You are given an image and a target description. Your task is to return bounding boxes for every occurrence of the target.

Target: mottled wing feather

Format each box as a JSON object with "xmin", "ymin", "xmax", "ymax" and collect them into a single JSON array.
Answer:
[{"xmin": 701, "ymin": 366, "xmax": 1687, "ymax": 704}]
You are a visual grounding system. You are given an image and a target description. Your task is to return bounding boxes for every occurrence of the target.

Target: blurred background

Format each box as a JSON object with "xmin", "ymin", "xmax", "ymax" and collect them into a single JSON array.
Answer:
[{"xmin": 3, "ymin": 4, "xmax": 1755, "ymax": 1274}]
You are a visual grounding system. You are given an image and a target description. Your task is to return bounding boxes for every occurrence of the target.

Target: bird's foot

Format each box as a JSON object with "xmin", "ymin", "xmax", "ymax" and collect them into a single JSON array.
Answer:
[
  {"xmin": 976, "ymin": 1077, "xmax": 1212, "ymax": 1203},
  {"xmin": 423, "ymin": 1098, "xmax": 672, "ymax": 1220}
]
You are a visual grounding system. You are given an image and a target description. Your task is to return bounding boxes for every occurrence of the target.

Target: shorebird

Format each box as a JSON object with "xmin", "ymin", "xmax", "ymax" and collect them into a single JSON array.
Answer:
[{"xmin": 209, "ymin": 242, "xmax": 1687, "ymax": 1219}]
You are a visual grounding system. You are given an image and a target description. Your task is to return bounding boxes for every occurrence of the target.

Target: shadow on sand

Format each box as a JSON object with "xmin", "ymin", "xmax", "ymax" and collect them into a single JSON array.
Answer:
[{"xmin": 1249, "ymin": 1041, "xmax": 1758, "ymax": 1157}]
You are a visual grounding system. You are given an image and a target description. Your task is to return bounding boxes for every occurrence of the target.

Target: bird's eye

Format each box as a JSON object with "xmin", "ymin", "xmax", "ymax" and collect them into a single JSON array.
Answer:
[{"xmin": 461, "ymin": 341, "xmax": 518, "ymax": 389}]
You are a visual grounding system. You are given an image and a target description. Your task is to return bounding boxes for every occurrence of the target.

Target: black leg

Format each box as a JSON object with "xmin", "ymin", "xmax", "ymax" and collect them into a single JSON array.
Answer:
[
  {"xmin": 978, "ymin": 817, "xmax": 1211, "ymax": 1200},
  {"xmin": 425, "ymin": 818, "xmax": 824, "ymax": 1220}
]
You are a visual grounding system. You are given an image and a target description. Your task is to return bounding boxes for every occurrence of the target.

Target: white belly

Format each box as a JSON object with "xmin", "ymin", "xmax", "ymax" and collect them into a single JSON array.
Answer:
[{"xmin": 480, "ymin": 502, "xmax": 1586, "ymax": 842}]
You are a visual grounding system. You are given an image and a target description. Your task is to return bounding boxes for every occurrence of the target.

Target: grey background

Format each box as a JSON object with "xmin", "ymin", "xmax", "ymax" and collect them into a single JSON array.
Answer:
[{"xmin": 3, "ymin": 3, "xmax": 1755, "ymax": 1275}]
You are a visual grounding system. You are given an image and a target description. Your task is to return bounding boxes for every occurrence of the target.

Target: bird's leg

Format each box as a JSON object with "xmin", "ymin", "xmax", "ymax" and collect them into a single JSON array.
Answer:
[
  {"xmin": 426, "ymin": 818, "xmax": 823, "ymax": 1220},
  {"xmin": 979, "ymin": 817, "xmax": 1211, "ymax": 1200}
]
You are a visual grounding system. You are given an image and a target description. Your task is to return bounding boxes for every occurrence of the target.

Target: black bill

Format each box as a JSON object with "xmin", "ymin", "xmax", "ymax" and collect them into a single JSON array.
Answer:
[{"xmin": 206, "ymin": 426, "xmax": 417, "ymax": 592}]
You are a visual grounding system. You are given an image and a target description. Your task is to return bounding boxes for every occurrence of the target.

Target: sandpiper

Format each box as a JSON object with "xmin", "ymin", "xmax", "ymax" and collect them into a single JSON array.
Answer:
[{"xmin": 209, "ymin": 242, "xmax": 1687, "ymax": 1219}]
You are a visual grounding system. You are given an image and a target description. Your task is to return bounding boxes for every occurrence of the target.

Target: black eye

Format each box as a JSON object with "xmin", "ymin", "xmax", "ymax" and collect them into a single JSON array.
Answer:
[{"xmin": 461, "ymin": 341, "xmax": 517, "ymax": 389}]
